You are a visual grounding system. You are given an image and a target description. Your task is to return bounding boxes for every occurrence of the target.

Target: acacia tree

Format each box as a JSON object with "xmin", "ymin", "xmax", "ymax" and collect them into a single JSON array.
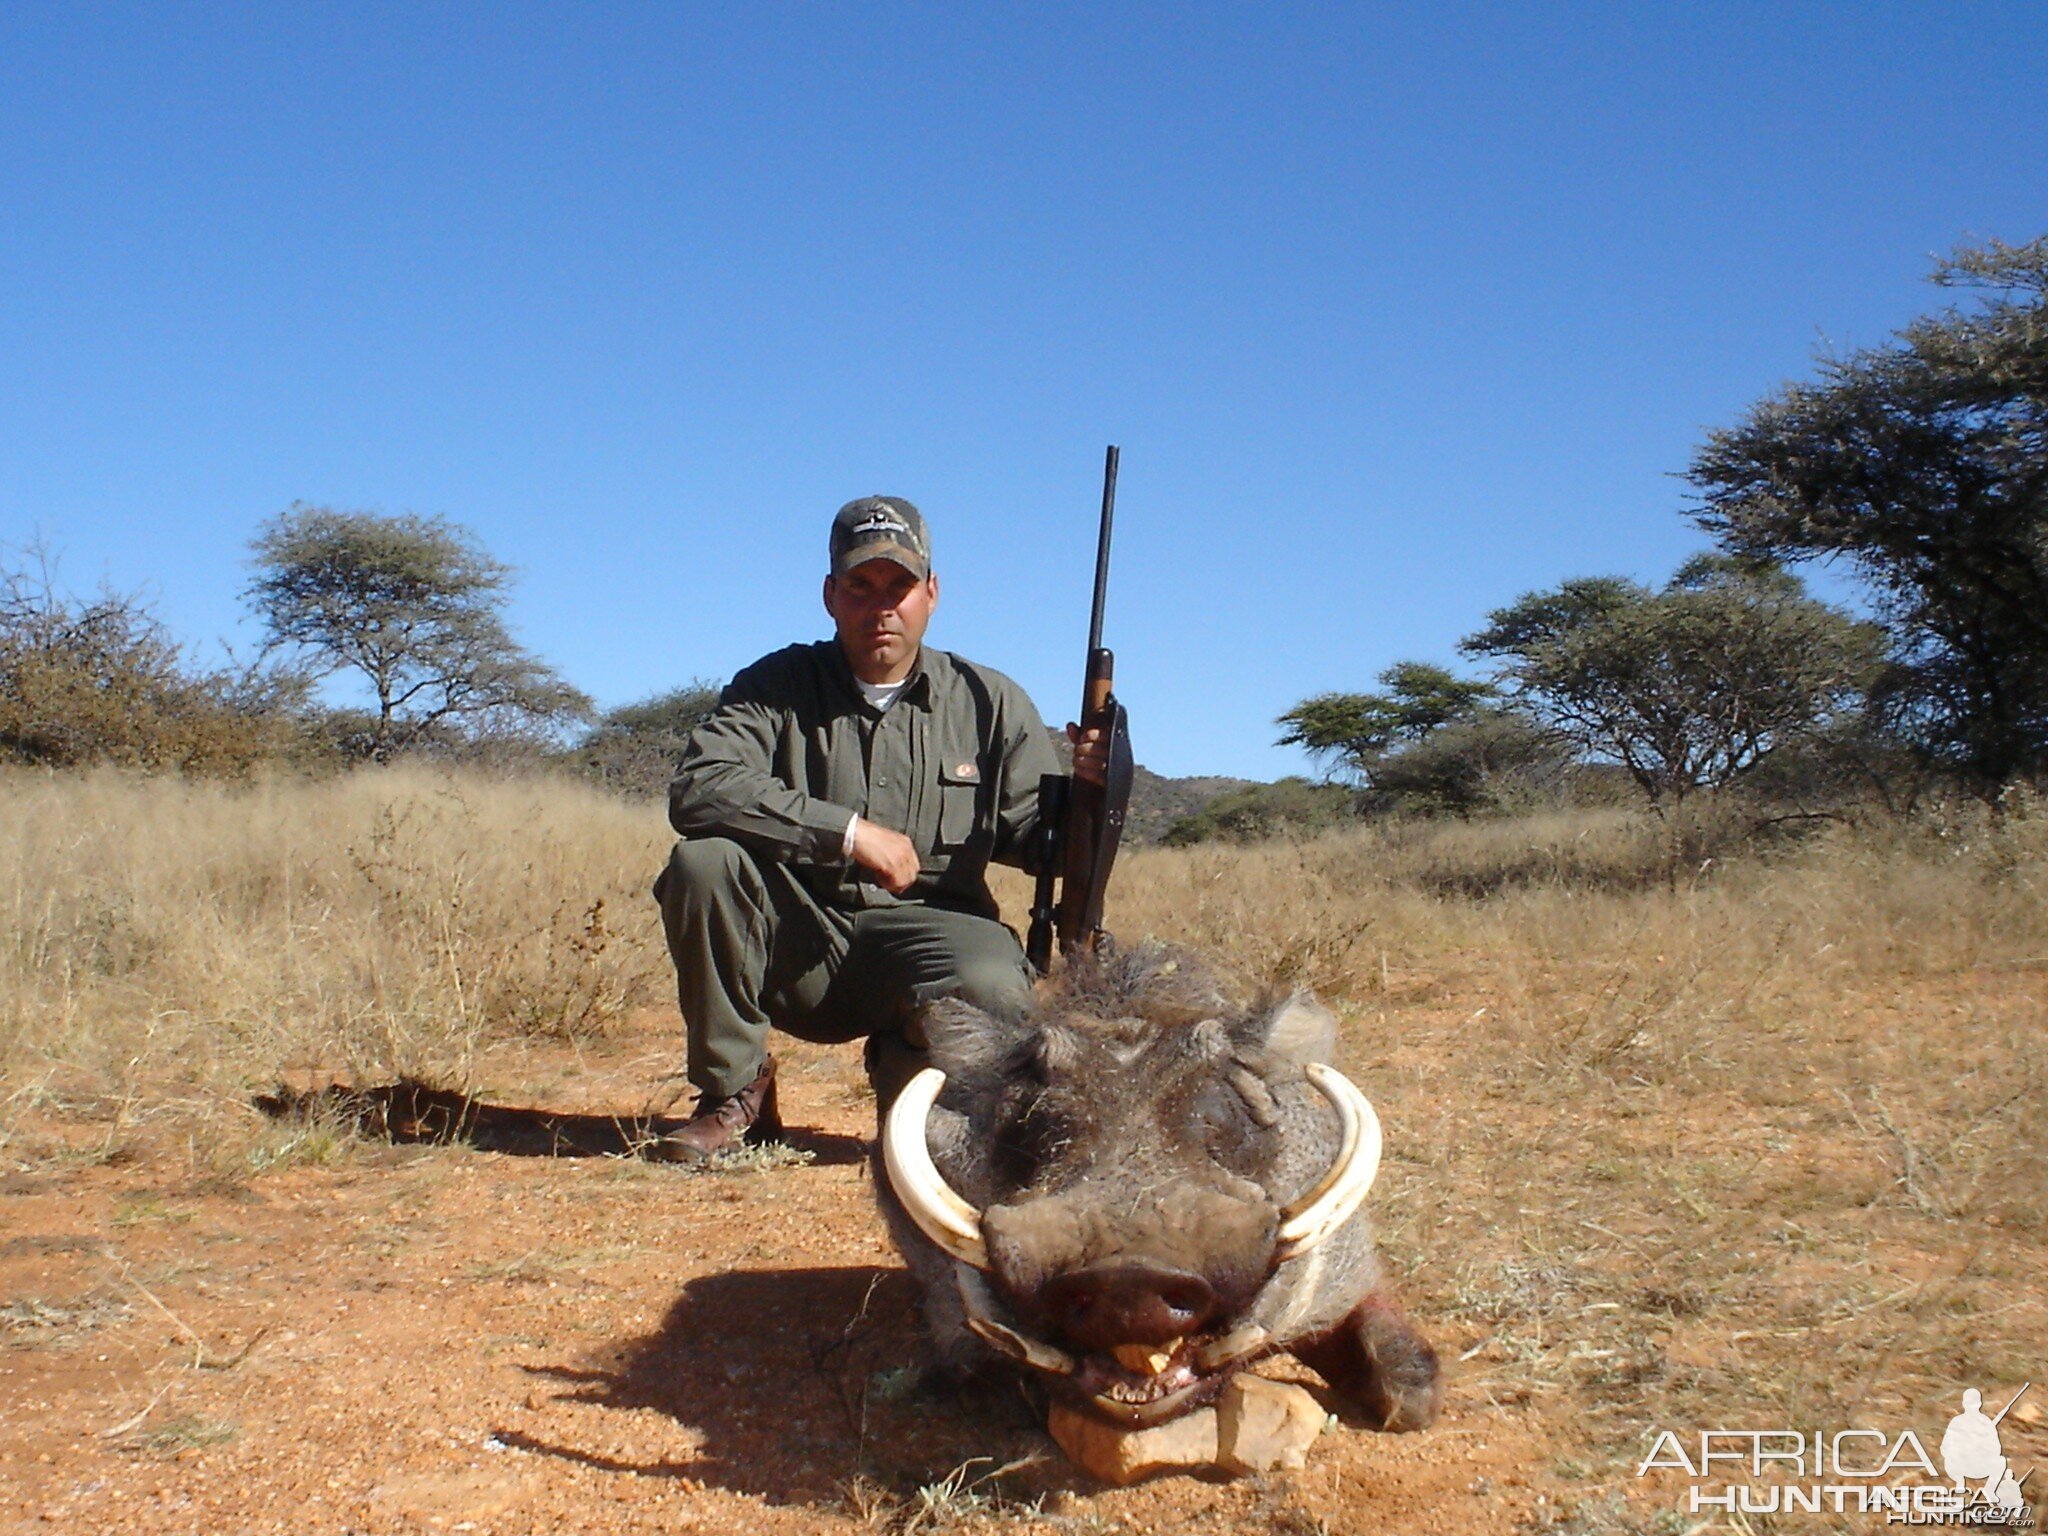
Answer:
[
  {"xmin": 1277, "ymin": 662, "xmax": 1498, "ymax": 778},
  {"xmin": 1689, "ymin": 236, "xmax": 2048, "ymax": 787},
  {"xmin": 1459, "ymin": 556, "xmax": 1881, "ymax": 809},
  {"xmin": 1276, "ymin": 661, "xmax": 1562, "ymax": 813},
  {"xmin": 247, "ymin": 506, "xmax": 590, "ymax": 760},
  {"xmin": 577, "ymin": 680, "xmax": 723, "ymax": 797}
]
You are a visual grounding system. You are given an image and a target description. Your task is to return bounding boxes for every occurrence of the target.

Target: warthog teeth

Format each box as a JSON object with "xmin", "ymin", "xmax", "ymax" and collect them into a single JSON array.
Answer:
[{"xmin": 1111, "ymin": 1342, "xmax": 1180, "ymax": 1376}]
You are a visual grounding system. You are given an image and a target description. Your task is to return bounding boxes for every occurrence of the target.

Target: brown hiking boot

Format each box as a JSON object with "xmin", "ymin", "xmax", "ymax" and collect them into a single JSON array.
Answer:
[{"xmin": 647, "ymin": 1056, "xmax": 782, "ymax": 1163}]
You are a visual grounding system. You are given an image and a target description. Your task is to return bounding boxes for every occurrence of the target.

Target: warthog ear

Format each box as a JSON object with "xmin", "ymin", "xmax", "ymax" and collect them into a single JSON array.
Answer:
[
  {"xmin": 916, "ymin": 996, "xmax": 1025, "ymax": 1078},
  {"xmin": 1242, "ymin": 991, "xmax": 1338, "ymax": 1065}
]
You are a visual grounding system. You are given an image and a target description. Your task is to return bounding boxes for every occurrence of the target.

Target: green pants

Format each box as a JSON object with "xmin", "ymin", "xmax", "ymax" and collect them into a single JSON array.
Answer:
[{"xmin": 653, "ymin": 837, "xmax": 1035, "ymax": 1102}]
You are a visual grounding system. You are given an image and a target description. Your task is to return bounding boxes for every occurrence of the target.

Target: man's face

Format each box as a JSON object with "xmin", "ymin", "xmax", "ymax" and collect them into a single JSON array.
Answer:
[{"xmin": 823, "ymin": 558, "xmax": 938, "ymax": 684}]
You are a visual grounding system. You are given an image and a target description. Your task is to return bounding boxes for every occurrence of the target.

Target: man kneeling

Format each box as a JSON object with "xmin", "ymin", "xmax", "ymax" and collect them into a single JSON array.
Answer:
[{"xmin": 651, "ymin": 495, "xmax": 1101, "ymax": 1159}]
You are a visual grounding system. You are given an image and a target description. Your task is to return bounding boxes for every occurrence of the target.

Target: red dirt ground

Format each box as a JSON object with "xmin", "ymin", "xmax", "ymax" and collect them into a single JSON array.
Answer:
[{"xmin": 0, "ymin": 1020, "xmax": 1574, "ymax": 1536}]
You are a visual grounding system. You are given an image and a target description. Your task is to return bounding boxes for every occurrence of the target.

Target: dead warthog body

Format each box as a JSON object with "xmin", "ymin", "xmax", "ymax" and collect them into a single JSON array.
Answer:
[{"xmin": 876, "ymin": 945, "xmax": 1441, "ymax": 1433}]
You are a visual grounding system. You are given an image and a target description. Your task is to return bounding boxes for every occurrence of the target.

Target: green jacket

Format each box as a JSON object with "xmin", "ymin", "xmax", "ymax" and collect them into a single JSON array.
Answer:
[{"xmin": 669, "ymin": 641, "xmax": 1060, "ymax": 918}]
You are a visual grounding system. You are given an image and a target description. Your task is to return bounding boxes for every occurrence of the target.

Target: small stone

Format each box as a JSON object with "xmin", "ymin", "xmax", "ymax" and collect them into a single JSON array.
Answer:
[
  {"xmin": 1216, "ymin": 1376, "xmax": 1326, "ymax": 1474},
  {"xmin": 1047, "ymin": 1403, "xmax": 1220, "ymax": 1485}
]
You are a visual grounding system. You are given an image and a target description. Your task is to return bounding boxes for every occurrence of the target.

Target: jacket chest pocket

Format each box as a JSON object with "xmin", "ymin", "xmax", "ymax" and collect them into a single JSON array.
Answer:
[{"xmin": 936, "ymin": 754, "xmax": 983, "ymax": 849}]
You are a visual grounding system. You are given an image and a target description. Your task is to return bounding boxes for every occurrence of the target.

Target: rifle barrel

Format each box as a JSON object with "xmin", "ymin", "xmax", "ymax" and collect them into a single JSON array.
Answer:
[
  {"xmin": 1087, "ymin": 445, "xmax": 1120, "ymax": 655},
  {"xmin": 1991, "ymin": 1382, "xmax": 2032, "ymax": 1426}
]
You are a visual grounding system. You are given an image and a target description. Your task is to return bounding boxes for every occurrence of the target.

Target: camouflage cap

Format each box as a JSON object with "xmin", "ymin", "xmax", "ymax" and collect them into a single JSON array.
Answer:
[{"xmin": 830, "ymin": 496, "xmax": 931, "ymax": 580}]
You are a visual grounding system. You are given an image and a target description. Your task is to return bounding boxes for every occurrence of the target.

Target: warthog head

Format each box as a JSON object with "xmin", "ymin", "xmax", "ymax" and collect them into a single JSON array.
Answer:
[{"xmin": 876, "ymin": 947, "xmax": 1440, "ymax": 1433}]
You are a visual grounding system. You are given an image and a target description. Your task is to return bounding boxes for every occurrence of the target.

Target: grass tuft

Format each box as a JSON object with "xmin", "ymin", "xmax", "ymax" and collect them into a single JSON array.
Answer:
[{"xmin": 119, "ymin": 1413, "xmax": 239, "ymax": 1458}]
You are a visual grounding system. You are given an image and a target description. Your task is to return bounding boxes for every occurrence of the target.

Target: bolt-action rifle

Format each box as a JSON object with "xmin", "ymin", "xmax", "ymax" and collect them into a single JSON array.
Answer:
[{"xmin": 1026, "ymin": 446, "xmax": 1137, "ymax": 972}]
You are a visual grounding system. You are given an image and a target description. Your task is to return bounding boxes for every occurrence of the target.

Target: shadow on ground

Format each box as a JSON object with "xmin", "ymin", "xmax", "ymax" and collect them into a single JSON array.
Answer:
[
  {"xmin": 253, "ymin": 1080, "xmax": 867, "ymax": 1165},
  {"xmin": 509, "ymin": 1265, "xmax": 1064, "ymax": 1507}
]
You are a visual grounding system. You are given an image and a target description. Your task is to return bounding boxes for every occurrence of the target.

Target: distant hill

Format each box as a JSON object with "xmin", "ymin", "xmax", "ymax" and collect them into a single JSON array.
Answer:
[
  {"xmin": 1044, "ymin": 729, "xmax": 1253, "ymax": 845},
  {"xmin": 1126, "ymin": 767, "xmax": 1259, "ymax": 844}
]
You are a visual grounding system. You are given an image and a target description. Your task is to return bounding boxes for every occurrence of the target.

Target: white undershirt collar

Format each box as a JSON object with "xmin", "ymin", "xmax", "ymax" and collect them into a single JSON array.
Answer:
[{"xmin": 857, "ymin": 675, "xmax": 911, "ymax": 712}]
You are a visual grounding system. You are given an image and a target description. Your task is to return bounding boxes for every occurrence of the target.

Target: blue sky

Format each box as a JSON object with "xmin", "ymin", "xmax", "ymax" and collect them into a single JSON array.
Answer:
[{"xmin": 4, "ymin": 3, "xmax": 2044, "ymax": 779}]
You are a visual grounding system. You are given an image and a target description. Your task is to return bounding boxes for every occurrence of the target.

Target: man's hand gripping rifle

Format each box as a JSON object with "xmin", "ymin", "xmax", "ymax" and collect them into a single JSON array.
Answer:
[{"xmin": 1026, "ymin": 446, "xmax": 1137, "ymax": 974}]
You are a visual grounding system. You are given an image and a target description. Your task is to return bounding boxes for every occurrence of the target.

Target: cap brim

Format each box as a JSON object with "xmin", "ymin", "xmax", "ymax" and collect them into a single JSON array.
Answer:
[{"xmin": 833, "ymin": 541, "xmax": 929, "ymax": 578}]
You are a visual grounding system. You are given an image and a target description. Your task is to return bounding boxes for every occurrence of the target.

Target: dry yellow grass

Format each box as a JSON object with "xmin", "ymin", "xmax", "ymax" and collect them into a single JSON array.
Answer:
[
  {"xmin": 1, "ymin": 764, "xmax": 676, "ymax": 1164},
  {"xmin": 5, "ymin": 765, "xmax": 2043, "ymax": 1499}
]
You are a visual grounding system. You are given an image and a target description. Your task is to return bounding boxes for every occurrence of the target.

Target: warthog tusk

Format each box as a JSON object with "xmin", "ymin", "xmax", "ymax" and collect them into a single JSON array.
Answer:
[
  {"xmin": 882, "ymin": 1067, "xmax": 990, "ymax": 1270},
  {"xmin": 1193, "ymin": 1322, "xmax": 1272, "ymax": 1371},
  {"xmin": 964, "ymin": 1313, "xmax": 1080, "ymax": 1377},
  {"xmin": 955, "ymin": 1267, "xmax": 1077, "ymax": 1376},
  {"xmin": 1274, "ymin": 1063, "xmax": 1383, "ymax": 1262}
]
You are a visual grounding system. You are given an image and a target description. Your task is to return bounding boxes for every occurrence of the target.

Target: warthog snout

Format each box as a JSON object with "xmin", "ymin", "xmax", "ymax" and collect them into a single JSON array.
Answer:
[{"xmin": 1040, "ymin": 1263, "xmax": 1220, "ymax": 1352}]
